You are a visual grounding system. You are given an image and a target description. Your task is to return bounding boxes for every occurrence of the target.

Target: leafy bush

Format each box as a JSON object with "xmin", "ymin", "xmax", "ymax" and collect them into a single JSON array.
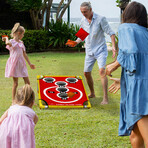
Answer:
[
  {"xmin": 0, "ymin": 30, "xmax": 49, "ymax": 53},
  {"xmin": 48, "ymin": 20, "xmax": 84, "ymax": 48},
  {"xmin": 0, "ymin": 22, "xmax": 84, "ymax": 53},
  {"xmin": 22, "ymin": 30, "xmax": 49, "ymax": 52}
]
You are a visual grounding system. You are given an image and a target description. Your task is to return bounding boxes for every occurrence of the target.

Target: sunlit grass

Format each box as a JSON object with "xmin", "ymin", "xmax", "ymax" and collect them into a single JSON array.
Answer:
[{"xmin": 0, "ymin": 51, "xmax": 131, "ymax": 148}]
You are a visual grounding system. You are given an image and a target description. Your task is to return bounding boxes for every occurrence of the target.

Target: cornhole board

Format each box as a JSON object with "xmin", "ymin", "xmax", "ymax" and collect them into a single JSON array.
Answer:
[{"xmin": 37, "ymin": 75, "xmax": 91, "ymax": 109}]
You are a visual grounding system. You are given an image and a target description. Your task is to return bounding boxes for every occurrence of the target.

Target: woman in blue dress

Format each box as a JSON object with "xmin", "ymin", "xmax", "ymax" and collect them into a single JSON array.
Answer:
[{"xmin": 106, "ymin": 2, "xmax": 148, "ymax": 147}]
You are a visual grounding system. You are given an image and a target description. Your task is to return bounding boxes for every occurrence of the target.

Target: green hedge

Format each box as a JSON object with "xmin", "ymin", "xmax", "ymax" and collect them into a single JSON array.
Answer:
[
  {"xmin": 23, "ymin": 30, "xmax": 49, "ymax": 52},
  {"xmin": 0, "ymin": 25, "xmax": 84, "ymax": 54},
  {"xmin": 0, "ymin": 30, "xmax": 49, "ymax": 53}
]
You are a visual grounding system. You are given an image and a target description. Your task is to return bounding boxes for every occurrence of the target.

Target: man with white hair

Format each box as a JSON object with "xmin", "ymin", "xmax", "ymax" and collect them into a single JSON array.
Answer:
[{"xmin": 66, "ymin": 2, "xmax": 116, "ymax": 104}]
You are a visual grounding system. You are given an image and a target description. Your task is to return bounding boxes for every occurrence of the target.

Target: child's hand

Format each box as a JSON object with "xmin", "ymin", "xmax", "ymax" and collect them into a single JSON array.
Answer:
[
  {"xmin": 2, "ymin": 37, "xmax": 6, "ymax": 42},
  {"xmin": 109, "ymin": 77, "xmax": 120, "ymax": 94},
  {"xmin": 1, "ymin": 35, "xmax": 11, "ymax": 45},
  {"xmin": 2, "ymin": 37, "xmax": 8, "ymax": 42},
  {"xmin": 30, "ymin": 64, "xmax": 35, "ymax": 69},
  {"xmin": 2, "ymin": 35, "xmax": 8, "ymax": 41}
]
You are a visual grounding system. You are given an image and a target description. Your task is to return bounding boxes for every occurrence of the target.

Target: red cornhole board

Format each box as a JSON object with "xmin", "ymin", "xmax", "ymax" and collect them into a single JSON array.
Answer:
[
  {"xmin": 37, "ymin": 75, "xmax": 91, "ymax": 109},
  {"xmin": 75, "ymin": 28, "xmax": 89, "ymax": 41}
]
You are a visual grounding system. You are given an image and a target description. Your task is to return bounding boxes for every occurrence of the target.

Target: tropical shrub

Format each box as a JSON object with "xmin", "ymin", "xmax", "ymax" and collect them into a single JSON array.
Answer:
[{"xmin": 48, "ymin": 20, "xmax": 84, "ymax": 48}]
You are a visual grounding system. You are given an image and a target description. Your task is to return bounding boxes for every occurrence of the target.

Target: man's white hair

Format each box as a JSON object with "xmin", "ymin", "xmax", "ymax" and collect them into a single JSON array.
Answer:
[{"xmin": 80, "ymin": 2, "xmax": 92, "ymax": 9}]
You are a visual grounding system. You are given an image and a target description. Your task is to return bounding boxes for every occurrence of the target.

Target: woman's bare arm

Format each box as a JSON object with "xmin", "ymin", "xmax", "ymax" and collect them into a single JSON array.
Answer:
[{"xmin": 106, "ymin": 60, "xmax": 121, "ymax": 76}]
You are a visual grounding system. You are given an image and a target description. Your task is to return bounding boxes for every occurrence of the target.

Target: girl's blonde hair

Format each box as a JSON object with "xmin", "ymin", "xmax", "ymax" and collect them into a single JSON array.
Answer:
[
  {"xmin": 10, "ymin": 23, "xmax": 25, "ymax": 38},
  {"xmin": 15, "ymin": 84, "xmax": 35, "ymax": 106}
]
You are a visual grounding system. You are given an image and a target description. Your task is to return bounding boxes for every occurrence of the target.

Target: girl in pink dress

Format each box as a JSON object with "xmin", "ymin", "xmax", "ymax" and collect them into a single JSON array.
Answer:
[
  {"xmin": 2, "ymin": 23, "xmax": 35, "ymax": 102},
  {"xmin": 0, "ymin": 84, "xmax": 38, "ymax": 148}
]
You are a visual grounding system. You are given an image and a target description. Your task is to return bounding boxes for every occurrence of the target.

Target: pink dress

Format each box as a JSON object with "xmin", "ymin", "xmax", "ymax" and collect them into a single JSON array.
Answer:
[
  {"xmin": 0, "ymin": 105, "xmax": 36, "ymax": 148},
  {"xmin": 5, "ymin": 39, "xmax": 28, "ymax": 77}
]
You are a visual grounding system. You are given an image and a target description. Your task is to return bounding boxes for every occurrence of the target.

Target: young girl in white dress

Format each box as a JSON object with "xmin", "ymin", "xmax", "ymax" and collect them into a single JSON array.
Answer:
[
  {"xmin": 0, "ymin": 84, "xmax": 38, "ymax": 148},
  {"xmin": 2, "ymin": 23, "xmax": 35, "ymax": 102}
]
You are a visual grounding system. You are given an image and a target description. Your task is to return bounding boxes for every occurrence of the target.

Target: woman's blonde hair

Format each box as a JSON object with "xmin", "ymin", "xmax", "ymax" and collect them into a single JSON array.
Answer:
[
  {"xmin": 15, "ymin": 84, "xmax": 35, "ymax": 106},
  {"xmin": 10, "ymin": 23, "xmax": 25, "ymax": 38}
]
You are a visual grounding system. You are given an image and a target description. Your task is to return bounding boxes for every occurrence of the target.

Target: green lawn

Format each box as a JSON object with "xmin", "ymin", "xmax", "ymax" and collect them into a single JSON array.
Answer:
[{"xmin": 0, "ymin": 51, "xmax": 131, "ymax": 148}]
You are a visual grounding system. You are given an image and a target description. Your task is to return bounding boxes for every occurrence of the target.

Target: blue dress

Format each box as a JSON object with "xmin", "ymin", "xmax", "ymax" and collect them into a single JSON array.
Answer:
[{"xmin": 117, "ymin": 23, "xmax": 148, "ymax": 136}]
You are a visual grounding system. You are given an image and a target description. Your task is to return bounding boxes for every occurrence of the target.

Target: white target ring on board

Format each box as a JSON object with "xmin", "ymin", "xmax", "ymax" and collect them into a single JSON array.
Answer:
[{"xmin": 43, "ymin": 86, "xmax": 83, "ymax": 104}]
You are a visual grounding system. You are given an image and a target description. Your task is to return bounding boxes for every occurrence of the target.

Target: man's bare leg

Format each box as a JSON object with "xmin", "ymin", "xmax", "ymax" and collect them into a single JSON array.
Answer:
[
  {"xmin": 99, "ymin": 68, "xmax": 108, "ymax": 104},
  {"xmin": 84, "ymin": 72, "xmax": 95, "ymax": 98}
]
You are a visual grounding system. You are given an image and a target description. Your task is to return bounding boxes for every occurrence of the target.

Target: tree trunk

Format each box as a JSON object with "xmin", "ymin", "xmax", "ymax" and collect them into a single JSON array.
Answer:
[
  {"xmin": 56, "ymin": 0, "xmax": 64, "ymax": 20},
  {"xmin": 29, "ymin": 10, "xmax": 37, "ymax": 29},
  {"xmin": 29, "ymin": 0, "xmax": 72, "ymax": 29},
  {"xmin": 30, "ymin": 9, "xmax": 43, "ymax": 29},
  {"xmin": 57, "ymin": 0, "xmax": 72, "ymax": 21},
  {"xmin": 45, "ymin": 0, "xmax": 53, "ymax": 30},
  {"xmin": 40, "ymin": 1, "xmax": 47, "ymax": 27}
]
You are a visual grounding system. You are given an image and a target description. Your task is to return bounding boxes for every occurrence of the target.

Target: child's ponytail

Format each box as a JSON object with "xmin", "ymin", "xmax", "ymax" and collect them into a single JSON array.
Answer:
[{"xmin": 10, "ymin": 23, "xmax": 25, "ymax": 38}]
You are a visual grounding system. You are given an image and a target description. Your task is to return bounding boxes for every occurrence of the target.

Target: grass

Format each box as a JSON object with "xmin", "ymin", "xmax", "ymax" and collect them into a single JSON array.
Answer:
[{"xmin": 0, "ymin": 51, "xmax": 131, "ymax": 148}]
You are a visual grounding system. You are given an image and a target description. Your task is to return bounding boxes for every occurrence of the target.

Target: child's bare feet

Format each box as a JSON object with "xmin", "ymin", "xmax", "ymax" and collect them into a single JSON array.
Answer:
[{"xmin": 88, "ymin": 94, "xmax": 95, "ymax": 98}]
